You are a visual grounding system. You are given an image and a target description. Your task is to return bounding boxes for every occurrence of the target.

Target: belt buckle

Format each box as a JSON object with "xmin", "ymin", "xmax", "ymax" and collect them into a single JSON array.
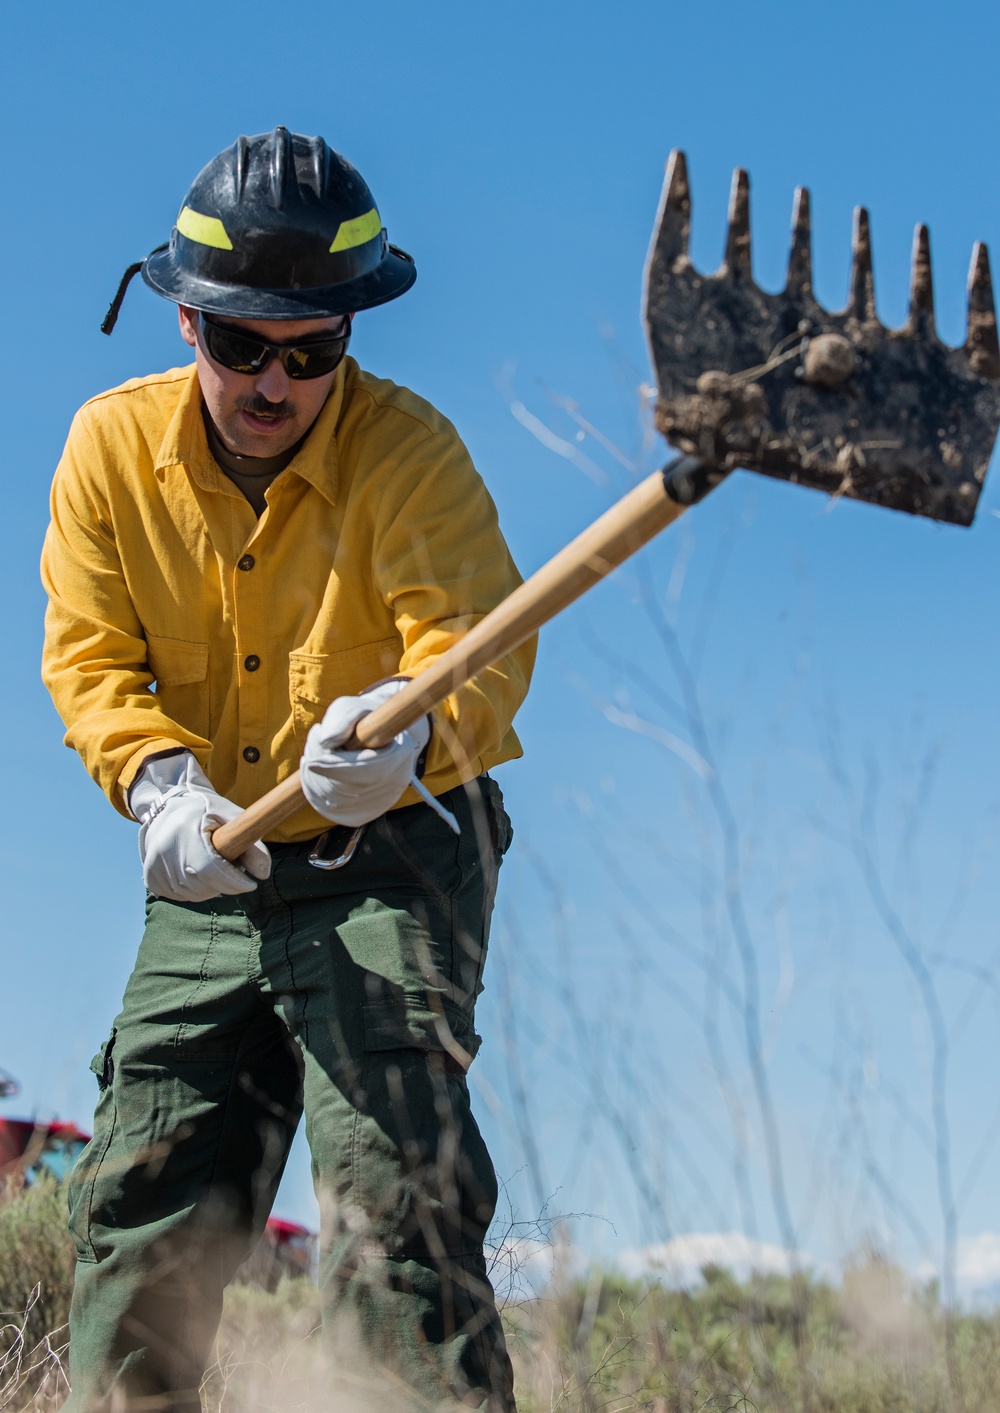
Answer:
[{"xmin": 308, "ymin": 824, "xmax": 366, "ymax": 871}]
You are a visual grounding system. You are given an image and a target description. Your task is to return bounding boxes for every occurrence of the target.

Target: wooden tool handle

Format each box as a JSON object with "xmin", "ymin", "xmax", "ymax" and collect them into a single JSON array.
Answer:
[{"xmin": 211, "ymin": 457, "xmax": 703, "ymax": 860}]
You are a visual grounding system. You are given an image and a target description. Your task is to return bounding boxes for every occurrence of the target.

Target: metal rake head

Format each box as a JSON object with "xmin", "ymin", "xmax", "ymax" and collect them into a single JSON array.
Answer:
[{"xmin": 644, "ymin": 151, "xmax": 1000, "ymax": 525}]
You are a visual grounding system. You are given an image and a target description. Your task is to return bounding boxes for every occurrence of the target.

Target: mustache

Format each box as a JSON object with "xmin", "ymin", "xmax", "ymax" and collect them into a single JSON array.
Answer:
[{"xmin": 237, "ymin": 394, "xmax": 296, "ymax": 418}]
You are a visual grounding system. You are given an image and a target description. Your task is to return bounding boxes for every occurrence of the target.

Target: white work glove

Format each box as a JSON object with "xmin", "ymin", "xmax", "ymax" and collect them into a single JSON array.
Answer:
[
  {"xmin": 300, "ymin": 679, "xmax": 432, "ymax": 828},
  {"xmin": 130, "ymin": 751, "xmax": 271, "ymax": 903}
]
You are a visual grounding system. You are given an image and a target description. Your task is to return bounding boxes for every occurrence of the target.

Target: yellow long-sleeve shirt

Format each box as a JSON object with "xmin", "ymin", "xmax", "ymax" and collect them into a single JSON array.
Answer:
[{"xmin": 41, "ymin": 358, "xmax": 534, "ymax": 842}]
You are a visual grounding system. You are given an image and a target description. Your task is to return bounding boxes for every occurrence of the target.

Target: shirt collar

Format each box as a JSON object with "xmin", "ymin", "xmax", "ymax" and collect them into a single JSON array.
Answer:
[{"xmin": 154, "ymin": 360, "xmax": 347, "ymax": 506}]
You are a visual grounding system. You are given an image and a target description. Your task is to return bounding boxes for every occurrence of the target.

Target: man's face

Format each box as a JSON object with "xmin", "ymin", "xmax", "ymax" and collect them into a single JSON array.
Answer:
[{"xmin": 178, "ymin": 306, "xmax": 348, "ymax": 458}]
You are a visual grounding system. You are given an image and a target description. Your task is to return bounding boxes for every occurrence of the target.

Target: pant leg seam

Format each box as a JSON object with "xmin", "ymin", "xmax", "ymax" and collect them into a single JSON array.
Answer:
[
  {"xmin": 278, "ymin": 901, "xmax": 305, "ymax": 1045},
  {"xmin": 175, "ymin": 909, "xmax": 219, "ymax": 1049}
]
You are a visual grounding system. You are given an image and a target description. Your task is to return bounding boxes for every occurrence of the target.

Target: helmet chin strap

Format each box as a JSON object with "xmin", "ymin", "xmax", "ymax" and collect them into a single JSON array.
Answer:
[{"xmin": 101, "ymin": 245, "xmax": 168, "ymax": 335}]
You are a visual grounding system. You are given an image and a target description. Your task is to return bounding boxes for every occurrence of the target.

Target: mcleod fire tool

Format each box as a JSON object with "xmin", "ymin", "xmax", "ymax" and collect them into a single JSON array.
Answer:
[
  {"xmin": 647, "ymin": 150, "xmax": 1000, "ymax": 525},
  {"xmin": 212, "ymin": 151, "xmax": 1000, "ymax": 860}
]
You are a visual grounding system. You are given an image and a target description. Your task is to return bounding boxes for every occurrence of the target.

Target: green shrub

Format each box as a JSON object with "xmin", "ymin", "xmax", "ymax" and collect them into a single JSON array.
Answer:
[
  {"xmin": 0, "ymin": 1177, "xmax": 74, "ymax": 1348},
  {"xmin": 503, "ymin": 1259, "xmax": 1000, "ymax": 1413},
  {"xmin": 0, "ymin": 1176, "xmax": 74, "ymax": 1409}
]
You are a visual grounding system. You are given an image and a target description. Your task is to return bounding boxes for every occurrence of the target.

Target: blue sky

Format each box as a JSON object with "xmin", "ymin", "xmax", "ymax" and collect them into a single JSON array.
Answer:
[{"xmin": 5, "ymin": 0, "xmax": 1000, "ymax": 1295}]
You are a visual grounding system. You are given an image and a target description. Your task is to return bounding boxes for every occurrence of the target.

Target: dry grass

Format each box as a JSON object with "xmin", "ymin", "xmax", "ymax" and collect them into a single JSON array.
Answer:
[
  {"xmin": 204, "ymin": 1260, "xmax": 1000, "ymax": 1413},
  {"xmin": 202, "ymin": 1281, "xmax": 325, "ymax": 1413},
  {"xmin": 0, "ymin": 1176, "xmax": 73, "ymax": 1410},
  {"xmin": 7, "ymin": 1180, "xmax": 1000, "ymax": 1411}
]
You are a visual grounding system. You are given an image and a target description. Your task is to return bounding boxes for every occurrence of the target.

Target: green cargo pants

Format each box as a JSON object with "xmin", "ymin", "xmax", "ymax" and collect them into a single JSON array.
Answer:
[{"xmin": 65, "ymin": 776, "xmax": 515, "ymax": 1412}]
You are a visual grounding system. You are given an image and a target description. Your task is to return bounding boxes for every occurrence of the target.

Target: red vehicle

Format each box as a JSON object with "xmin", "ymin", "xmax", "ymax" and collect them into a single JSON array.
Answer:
[
  {"xmin": 0, "ymin": 1072, "xmax": 314, "ymax": 1286},
  {"xmin": 0, "ymin": 1115, "xmax": 90, "ymax": 1183}
]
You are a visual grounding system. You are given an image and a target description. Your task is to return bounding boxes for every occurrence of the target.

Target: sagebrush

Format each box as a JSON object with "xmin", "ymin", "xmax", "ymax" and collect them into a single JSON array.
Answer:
[{"xmin": 0, "ymin": 1176, "xmax": 74, "ymax": 1410}]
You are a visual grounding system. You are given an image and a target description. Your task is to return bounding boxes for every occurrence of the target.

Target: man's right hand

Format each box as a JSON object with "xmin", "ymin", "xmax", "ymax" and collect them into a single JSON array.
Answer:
[{"xmin": 130, "ymin": 752, "xmax": 271, "ymax": 903}]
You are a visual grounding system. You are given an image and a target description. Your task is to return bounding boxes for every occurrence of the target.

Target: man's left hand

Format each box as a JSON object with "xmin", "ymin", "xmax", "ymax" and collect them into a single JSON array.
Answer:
[{"xmin": 300, "ymin": 679, "xmax": 430, "ymax": 827}]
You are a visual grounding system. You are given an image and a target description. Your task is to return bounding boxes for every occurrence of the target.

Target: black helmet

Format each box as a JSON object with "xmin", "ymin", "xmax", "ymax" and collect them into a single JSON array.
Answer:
[{"xmin": 102, "ymin": 127, "xmax": 415, "ymax": 333}]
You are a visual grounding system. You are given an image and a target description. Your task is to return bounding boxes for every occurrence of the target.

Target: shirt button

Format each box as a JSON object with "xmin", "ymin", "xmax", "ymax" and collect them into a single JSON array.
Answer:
[
  {"xmin": 238, "ymin": 554, "xmax": 255, "ymax": 571},
  {"xmin": 244, "ymin": 654, "xmax": 260, "ymax": 672},
  {"xmin": 243, "ymin": 746, "xmax": 260, "ymax": 764}
]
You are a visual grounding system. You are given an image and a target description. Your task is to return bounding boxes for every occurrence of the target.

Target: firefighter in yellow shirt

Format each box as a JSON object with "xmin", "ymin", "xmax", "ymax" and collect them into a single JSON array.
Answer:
[{"xmin": 41, "ymin": 127, "xmax": 534, "ymax": 1413}]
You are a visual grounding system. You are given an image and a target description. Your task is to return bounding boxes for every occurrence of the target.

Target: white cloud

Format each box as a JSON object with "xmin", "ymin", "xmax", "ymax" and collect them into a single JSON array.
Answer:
[
  {"xmin": 917, "ymin": 1232, "xmax": 1000, "ymax": 1293},
  {"xmin": 487, "ymin": 1228, "xmax": 1000, "ymax": 1301},
  {"xmin": 617, "ymin": 1232, "xmax": 806, "ymax": 1287}
]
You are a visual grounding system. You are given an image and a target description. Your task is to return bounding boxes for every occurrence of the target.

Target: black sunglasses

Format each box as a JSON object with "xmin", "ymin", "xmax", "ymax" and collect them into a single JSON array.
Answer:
[{"xmin": 199, "ymin": 313, "xmax": 351, "ymax": 380}]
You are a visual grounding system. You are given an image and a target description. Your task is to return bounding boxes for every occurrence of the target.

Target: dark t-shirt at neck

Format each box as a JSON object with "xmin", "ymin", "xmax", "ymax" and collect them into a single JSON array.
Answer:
[{"xmin": 202, "ymin": 408, "xmax": 307, "ymax": 517}]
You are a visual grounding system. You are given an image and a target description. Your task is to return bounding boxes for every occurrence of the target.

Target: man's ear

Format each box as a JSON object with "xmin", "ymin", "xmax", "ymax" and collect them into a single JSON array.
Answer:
[{"xmin": 178, "ymin": 305, "xmax": 199, "ymax": 348}]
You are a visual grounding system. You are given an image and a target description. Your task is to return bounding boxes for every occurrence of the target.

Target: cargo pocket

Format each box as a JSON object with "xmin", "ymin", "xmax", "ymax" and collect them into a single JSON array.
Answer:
[
  {"xmin": 289, "ymin": 637, "xmax": 401, "ymax": 743},
  {"xmin": 362, "ymin": 992, "xmax": 481, "ymax": 1070},
  {"xmin": 146, "ymin": 634, "xmax": 210, "ymax": 741},
  {"xmin": 355, "ymin": 995, "xmax": 494, "ymax": 1258},
  {"xmin": 68, "ymin": 1030, "xmax": 118, "ymax": 1263}
]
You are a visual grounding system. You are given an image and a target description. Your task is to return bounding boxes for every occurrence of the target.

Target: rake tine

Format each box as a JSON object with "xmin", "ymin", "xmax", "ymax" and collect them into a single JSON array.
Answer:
[
  {"xmin": 966, "ymin": 242, "xmax": 1000, "ymax": 378},
  {"xmin": 723, "ymin": 168, "xmax": 752, "ymax": 280},
  {"xmin": 784, "ymin": 187, "xmax": 812, "ymax": 297},
  {"xmin": 654, "ymin": 149, "xmax": 692, "ymax": 270},
  {"xmin": 848, "ymin": 207, "xmax": 876, "ymax": 323},
  {"xmin": 906, "ymin": 223, "xmax": 935, "ymax": 336}
]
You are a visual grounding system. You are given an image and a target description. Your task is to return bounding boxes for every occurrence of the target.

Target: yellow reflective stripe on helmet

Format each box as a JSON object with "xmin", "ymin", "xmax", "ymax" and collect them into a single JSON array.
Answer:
[
  {"xmin": 329, "ymin": 208, "xmax": 382, "ymax": 253},
  {"xmin": 176, "ymin": 207, "xmax": 233, "ymax": 251}
]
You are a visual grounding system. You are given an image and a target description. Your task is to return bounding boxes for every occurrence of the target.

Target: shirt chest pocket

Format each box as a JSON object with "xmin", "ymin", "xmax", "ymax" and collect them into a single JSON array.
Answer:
[
  {"xmin": 146, "ymin": 634, "xmax": 210, "ymax": 741},
  {"xmin": 289, "ymin": 637, "xmax": 401, "ymax": 742}
]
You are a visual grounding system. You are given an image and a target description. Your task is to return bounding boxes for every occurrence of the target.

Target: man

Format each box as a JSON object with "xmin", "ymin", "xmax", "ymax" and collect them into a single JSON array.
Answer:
[{"xmin": 41, "ymin": 127, "xmax": 534, "ymax": 1412}]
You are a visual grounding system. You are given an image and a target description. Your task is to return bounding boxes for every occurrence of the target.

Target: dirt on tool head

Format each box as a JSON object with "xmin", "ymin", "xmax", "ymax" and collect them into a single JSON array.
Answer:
[{"xmin": 644, "ymin": 151, "xmax": 1000, "ymax": 526}]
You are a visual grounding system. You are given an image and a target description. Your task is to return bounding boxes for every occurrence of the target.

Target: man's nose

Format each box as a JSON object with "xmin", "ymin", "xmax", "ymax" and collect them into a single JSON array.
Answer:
[{"xmin": 254, "ymin": 355, "xmax": 291, "ymax": 403}]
